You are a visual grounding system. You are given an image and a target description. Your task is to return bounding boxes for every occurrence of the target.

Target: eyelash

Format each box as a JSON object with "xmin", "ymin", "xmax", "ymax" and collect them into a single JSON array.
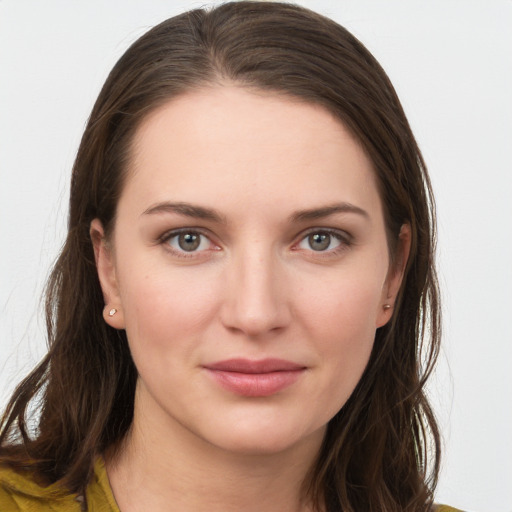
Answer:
[
  {"xmin": 158, "ymin": 227, "xmax": 352, "ymax": 259},
  {"xmin": 159, "ymin": 228, "xmax": 219, "ymax": 259},
  {"xmin": 293, "ymin": 228, "xmax": 352, "ymax": 257}
]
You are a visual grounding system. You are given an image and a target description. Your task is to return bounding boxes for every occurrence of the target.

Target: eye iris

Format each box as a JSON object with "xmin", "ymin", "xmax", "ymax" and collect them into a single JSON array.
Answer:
[
  {"xmin": 178, "ymin": 233, "xmax": 200, "ymax": 251},
  {"xmin": 308, "ymin": 233, "xmax": 330, "ymax": 251}
]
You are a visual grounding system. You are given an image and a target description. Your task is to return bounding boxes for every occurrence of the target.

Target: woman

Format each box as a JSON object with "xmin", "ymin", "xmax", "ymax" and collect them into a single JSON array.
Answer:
[{"xmin": 0, "ymin": 2, "xmax": 459, "ymax": 511}]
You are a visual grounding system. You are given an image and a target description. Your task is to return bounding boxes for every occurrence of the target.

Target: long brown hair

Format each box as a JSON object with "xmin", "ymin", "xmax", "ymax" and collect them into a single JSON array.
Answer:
[{"xmin": 0, "ymin": 2, "xmax": 441, "ymax": 511}]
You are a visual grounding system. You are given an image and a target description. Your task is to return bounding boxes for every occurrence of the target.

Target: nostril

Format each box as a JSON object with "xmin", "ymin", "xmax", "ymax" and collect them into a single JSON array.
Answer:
[{"xmin": 219, "ymin": 297, "xmax": 291, "ymax": 338}]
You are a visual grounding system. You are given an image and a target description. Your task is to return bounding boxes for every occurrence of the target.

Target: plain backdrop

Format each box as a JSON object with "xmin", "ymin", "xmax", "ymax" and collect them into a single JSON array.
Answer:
[{"xmin": 1, "ymin": 1, "xmax": 511, "ymax": 511}]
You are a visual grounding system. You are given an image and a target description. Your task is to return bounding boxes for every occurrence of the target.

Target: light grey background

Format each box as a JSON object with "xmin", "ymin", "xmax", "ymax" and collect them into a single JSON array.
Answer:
[{"xmin": 1, "ymin": 1, "xmax": 511, "ymax": 511}]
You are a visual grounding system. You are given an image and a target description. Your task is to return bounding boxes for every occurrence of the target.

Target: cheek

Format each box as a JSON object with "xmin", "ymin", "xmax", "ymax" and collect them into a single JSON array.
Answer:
[
  {"xmin": 117, "ymin": 262, "xmax": 221, "ymax": 360},
  {"xmin": 299, "ymin": 273, "xmax": 383, "ymax": 404},
  {"xmin": 321, "ymin": 297, "xmax": 377, "ymax": 374},
  {"xmin": 304, "ymin": 269, "xmax": 383, "ymax": 340}
]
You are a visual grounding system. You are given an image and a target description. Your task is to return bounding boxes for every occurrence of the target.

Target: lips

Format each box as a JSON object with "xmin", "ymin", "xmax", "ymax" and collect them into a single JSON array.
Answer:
[{"xmin": 203, "ymin": 358, "xmax": 306, "ymax": 397}]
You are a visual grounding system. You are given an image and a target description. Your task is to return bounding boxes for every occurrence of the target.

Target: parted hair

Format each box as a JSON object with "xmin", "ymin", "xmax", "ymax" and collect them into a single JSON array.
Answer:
[{"xmin": 0, "ymin": 2, "xmax": 441, "ymax": 511}]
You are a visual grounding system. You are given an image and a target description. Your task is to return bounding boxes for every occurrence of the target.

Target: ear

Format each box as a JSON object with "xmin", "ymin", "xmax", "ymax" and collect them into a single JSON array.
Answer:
[
  {"xmin": 376, "ymin": 223, "xmax": 411, "ymax": 328},
  {"xmin": 90, "ymin": 219, "xmax": 125, "ymax": 329}
]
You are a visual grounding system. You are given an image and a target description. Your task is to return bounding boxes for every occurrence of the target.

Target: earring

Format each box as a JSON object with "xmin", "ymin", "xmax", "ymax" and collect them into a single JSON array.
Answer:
[
  {"xmin": 108, "ymin": 308, "xmax": 118, "ymax": 317},
  {"xmin": 383, "ymin": 304, "xmax": 392, "ymax": 310}
]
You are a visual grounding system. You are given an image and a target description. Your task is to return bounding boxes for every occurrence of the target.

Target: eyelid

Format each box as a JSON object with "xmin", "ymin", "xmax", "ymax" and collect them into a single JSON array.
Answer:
[
  {"xmin": 292, "ymin": 227, "xmax": 353, "ymax": 253},
  {"xmin": 156, "ymin": 226, "xmax": 353, "ymax": 259},
  {"xmin": 159, "ymin": 227, "xmax": 221, "ymax": 257}
]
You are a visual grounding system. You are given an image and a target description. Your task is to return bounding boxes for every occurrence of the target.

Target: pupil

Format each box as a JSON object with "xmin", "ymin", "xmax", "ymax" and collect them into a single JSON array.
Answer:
[
  {"xmin": 309, "ymin": 233, "xmax": 330, "ymax": 251},
  {"xmin": 178, "ymin": 233, "xmax": 200, "ymax": 251}
]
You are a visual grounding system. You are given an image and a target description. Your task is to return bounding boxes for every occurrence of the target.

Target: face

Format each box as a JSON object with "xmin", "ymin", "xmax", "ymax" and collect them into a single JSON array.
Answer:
[{"xmin": 93, "ymin": 86, "xmax": 407, "ymax": 457}]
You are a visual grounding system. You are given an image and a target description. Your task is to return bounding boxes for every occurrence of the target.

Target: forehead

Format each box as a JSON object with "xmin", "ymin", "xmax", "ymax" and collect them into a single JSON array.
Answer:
[{"xmin": 122, "ymin": 85, "xmax": 381, "ymax": 219}]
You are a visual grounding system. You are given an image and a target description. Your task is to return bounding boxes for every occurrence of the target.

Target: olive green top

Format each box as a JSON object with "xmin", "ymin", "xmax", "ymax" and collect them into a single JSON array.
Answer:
[
  {"xmin": 0, "ymin": 458, "xmax": 463, "ymax": 511},
  {"xmin": 0, "ymin": 458, "xmax": 117, "ymax": 511}
]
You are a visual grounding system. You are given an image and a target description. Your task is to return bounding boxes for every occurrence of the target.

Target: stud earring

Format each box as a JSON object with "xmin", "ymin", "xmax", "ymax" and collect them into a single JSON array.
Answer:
[
  {"xmin": 383, "ymin": 304, "xmax": 392, "ymax": 310},
  {"xmin": 108, "ymin": 308, "xmax": 118, "ymax": 317}
]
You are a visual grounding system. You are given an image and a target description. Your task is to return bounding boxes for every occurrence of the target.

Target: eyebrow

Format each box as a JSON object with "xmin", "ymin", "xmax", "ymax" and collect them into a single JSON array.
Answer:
[
  {"xmin": 290, "ymin": 202, "xmax": 369, "ymax": 222},
  {"xmin": 141, "ymin": 201, "xmax": 368, "ymax": 224},
  {"xmin": 141, "ymin": 201, "xmax": 226, "ymax": 223}
]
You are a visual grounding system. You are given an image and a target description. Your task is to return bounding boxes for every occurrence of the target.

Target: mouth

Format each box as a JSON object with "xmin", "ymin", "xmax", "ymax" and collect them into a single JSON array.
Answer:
[{"xmin": 203, "ymin": 358, "xmax": 306, "ymax": 397}]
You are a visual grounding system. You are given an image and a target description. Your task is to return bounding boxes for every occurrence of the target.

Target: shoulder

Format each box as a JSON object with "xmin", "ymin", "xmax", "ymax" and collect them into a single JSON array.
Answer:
[
  {"xmin": 0, "ymin": 459, "xmax": 118, "ymax": 512},
  {"xmin": 436, "ymin": 506, "xmax": 466, "ymax": 512},
  {"xmin": 0, "ymin": 463, "xmax": 83, "ymax": 511},
  {"xmin": 87, "ymin": 457, "xmax": 120, "ymax": 511},
  {"xmin": 0, "ymin": 463, "xmax": 80, "ymax": 511}
]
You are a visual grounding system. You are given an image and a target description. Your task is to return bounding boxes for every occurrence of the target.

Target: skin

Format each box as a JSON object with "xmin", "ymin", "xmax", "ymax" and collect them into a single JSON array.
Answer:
[{"xmin": 91, "ymin": 86, "xmax": 410, "ymax": 512}]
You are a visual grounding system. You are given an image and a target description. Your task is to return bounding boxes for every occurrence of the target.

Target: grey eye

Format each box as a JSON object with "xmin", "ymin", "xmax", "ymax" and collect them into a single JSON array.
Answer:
[
  {"xmin": 308, "ymin": 233, "xmax": 332, "ymax": 251},
  {"xmin": 167, "ymin": 231, "xmax": 209, "ymax": 252},
  {"xmin": 297, "ymin": 231, "xmax": 343, "ymax": 252},
  {"xmin": 178, "ymin": 233, "xmax": 201, "ymax": 251}
]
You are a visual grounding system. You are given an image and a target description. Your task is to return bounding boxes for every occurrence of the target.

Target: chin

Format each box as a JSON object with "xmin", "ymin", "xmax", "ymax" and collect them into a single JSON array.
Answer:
[{"xmin": 202, "ymin": 419, "xmax": 326, "ymax": 458}]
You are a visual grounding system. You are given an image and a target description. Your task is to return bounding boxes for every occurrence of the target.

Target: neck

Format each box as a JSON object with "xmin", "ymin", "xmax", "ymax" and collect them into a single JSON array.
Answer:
[{"xmin": 106, "ymin": 386, "xmax": 324, "ymax": 512}]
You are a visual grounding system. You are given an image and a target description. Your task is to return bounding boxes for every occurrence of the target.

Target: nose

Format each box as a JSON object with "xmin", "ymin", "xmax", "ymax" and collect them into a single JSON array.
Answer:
[{"xmin": 219, "ymin": 248, "xmax": 291, "ymax": 338}]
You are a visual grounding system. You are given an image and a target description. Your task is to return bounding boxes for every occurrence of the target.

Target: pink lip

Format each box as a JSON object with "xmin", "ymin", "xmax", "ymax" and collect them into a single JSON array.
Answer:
[{"xmin": 203, "ymin": 358, "xmax": 306, "ymax": 397}]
